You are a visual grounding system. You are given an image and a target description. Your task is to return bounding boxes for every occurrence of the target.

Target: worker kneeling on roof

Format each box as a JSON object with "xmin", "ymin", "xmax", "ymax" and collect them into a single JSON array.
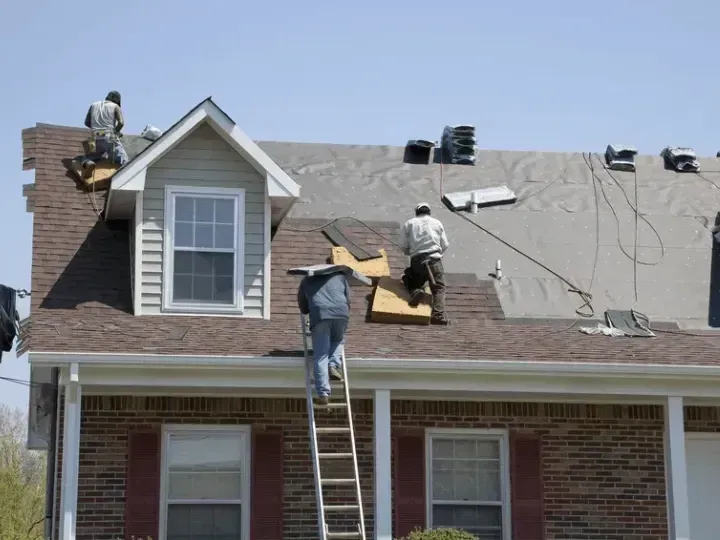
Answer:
[
  {"xmin": 297, "ymin": 271, "xmax": 351, "ymax": 405},
  {"xmin": 401, "ymin": 203, "xmax": 450, "ymax": 325},
  {"xmin": 80, "ymin": 91, "xmax": 129, "ymax": 177}
]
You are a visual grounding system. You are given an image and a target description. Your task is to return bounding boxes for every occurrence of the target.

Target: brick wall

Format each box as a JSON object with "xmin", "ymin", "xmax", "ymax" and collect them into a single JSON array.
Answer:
[{"xmin": 52, "ymin": 396, "xmax": 720, "ymax": 540}]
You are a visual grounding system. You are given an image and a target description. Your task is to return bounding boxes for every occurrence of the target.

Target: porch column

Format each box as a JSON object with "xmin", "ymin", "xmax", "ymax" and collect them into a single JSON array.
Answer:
[
  {"xmin": 374, "ymin": 390, "xmax": 392, "ymax": 540},
  {"xmin": 59, "ymin": 364, "xmax": 82, "ymax": 540},
  {"xmin": 665, "ymin": 396, "xmax": 690, "ymax": 540}
]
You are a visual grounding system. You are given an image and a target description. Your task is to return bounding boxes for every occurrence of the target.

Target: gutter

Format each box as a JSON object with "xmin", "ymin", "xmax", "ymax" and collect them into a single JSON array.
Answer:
[
  {"xmin": 44, "ymin": 367, "xmax": 59, "ymax": 540},
  {"xmin": 28, "ymin": 351, "xmax": 720, "ymax": 380}
]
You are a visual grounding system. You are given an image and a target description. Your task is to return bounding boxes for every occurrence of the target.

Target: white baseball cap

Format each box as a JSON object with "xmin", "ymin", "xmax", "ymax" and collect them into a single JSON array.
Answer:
[{"xmin": 415, "ymin": 202, "xmax": 431, "ymax": 212}]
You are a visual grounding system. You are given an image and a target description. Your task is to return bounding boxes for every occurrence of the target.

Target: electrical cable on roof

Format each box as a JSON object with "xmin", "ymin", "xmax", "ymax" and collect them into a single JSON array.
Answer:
[
  {"xmin": 694, "ymin": 171, "xmax": 720, "ymax": 191},
  {"xmin": 584, "ymin": 153, "xmax": 665, "ymax": 267}
]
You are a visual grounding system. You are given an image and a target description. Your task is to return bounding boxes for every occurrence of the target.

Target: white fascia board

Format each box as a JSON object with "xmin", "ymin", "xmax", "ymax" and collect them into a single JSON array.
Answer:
[
  {"xmin": 111, "ymin": 107, "xmax": 207, "ymax": 192},
  {"xmin": 27, "ymin": 351, "xmax": 720, "ymax": 379}
]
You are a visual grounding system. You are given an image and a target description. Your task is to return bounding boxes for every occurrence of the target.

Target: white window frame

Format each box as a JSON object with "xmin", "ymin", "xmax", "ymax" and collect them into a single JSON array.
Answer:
[
  {"xmin": 159, "ymin": 424, "xmax": 252, "ymax": 540},
  {"xmin": 425, "ymin": 428, "xmax": 512, "ymax": 540},
  {"xmin": 162, "ymin": 185, "xmax": 245, "ymax": 314}
]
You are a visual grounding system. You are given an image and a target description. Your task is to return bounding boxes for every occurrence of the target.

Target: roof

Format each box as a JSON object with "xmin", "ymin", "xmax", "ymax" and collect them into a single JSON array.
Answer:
[
  {"xmin": 20, "ymin": 122, "xmax": 720, "ymax": 365},
  {"xmin": 108, "ymin": 97, "xmax": 300, "ymax": 199}
]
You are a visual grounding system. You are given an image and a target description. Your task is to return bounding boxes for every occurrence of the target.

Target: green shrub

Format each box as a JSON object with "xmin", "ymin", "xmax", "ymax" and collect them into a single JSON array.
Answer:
[{"xmin": 396, "ymin": 528, "xmax": 478, "ymax": 540}]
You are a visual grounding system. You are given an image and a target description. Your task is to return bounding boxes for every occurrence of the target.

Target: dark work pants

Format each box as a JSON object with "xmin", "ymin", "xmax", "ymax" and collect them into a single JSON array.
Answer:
[{"xmin": 403, "ymin": 254, "xmax": 447, "ymax": 319}]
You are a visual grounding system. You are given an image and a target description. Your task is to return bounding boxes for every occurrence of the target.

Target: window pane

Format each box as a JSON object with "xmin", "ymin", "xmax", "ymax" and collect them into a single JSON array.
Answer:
[
  {"xmin": 433, "ymin": 439, "xmax": 454, "ymax": 459},
  {"xmin": 432, "ymin": 438, "xmax": 502, "ymax": 503},
  {"xmin": 167, "ymin": 504, "xmax": 241, "ymax": 540},
  {"xmin": 193, "ymin": 253, "xmax": 214, "ymax": 276},
  {"xmin": 215, "ymin": 199, "xmax": 234, "ymax": 224},
  {"xmin": 195, "ymin": 224, "xmax": 214, "ymax": 249},
  {"xmin": 214, "ymin": 253, "xmax": 234, "ymax": 276},
  {"xmin": 192, "ymin": 276, "xmax": 213, "ymax": 302},
  {"xmin": 169, "ymin": 471, "xmax": 243, "ymax": 500},
  {"xmin": 214, "ymin": 277, "xmax": 234, "ymax": 303},
  {"xmin": 172, "ymin": 253, "xmax": 235, "ymax": 305},
  {"xmin": 215, "ymin": 224, "xmax": 234, "ymax": 249},
  {"xmin": 432, "ymin": 504, "xmax": 502, "ymax": 540},
  {"xmin": 173, "ymin": 275, "xmax": 193, "ymax": 302},
  {"xmin": 168, "ymin": 432, "xmax": 244, "ymax": 470},
  {"xmin": 175, "ymin": 222, "xmax": 194, "ymax": 248},
  {"xmin": 195, "ymin": 198, "xmax": 214, "ymax": 223},
  {"xmin": 175, "ymin": 197, "xmax": 194, "ymax": 222}
]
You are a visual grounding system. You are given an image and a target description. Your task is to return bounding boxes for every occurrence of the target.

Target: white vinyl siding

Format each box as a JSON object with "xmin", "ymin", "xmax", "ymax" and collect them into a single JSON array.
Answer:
[
  {"xmin": 160, "ymin": 426, "xmax": 251, "ymax": 540},
  {"xmin": 140, "ymin": 123, "xmax": 266, "ymax": 317},
  {"xmin": 427, "ymin": 430, "xmax": 511, "ymax": 540}
]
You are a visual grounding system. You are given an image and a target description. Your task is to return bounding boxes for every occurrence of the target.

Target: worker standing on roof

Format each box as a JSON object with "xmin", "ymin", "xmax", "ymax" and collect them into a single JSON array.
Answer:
[
  {"xmin": 297, "ymin": 271, "xmax": 351, "ymax": 405},
  {"xmin": 80, "ymin": 91, "xmax": 129, "ymax": 177},
  {"xmin": 401, "ymin": 203, "xmax": 450, "ymax": 325}
]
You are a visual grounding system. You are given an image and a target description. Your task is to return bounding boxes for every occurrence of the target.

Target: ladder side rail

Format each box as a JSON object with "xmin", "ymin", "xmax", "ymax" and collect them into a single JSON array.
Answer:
[
  {"xmin": 302, "ymin": 314, "xmax": 327, "ymax": 540},
  {"xmin": 340, "ymin": 347, "xmax": 367, "ymax": 540}
]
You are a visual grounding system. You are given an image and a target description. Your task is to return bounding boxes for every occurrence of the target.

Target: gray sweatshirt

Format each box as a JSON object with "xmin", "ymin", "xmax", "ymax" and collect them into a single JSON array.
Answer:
[{"xmin": 297, "ymin": 273, "xmax": 351, "ymax": 329}]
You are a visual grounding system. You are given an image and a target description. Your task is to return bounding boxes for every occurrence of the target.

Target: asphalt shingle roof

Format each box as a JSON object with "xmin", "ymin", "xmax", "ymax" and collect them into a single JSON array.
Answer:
[{"xmin": 20, "ymin": 123, "xmax": 720, "ymax": 364}]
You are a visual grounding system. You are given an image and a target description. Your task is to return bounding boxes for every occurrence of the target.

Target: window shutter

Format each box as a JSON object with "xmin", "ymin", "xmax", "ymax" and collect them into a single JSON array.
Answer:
[
  {"xmin": 125, "ymin": 429, "xmax": 161, "ymax": 539},
  {"xmin": 251, "ymin": 431, "xmax": 284, "ymax": 540},
  {"xmin": 510, "ymin": 431, "xmax": 544, "ymax": 540},
  {"xmin": 393, "ymin": 432, "xmax": 426, "ymax": 538}
]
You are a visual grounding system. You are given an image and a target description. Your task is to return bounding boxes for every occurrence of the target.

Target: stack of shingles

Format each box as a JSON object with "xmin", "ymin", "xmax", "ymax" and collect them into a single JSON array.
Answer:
[{"xmin": 276, "ymin": 219, "xmax": 503, "ymax": 325}]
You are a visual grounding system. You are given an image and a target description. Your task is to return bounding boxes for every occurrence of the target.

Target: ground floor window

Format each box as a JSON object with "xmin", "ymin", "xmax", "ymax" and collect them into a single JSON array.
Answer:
[
  {"xmin": 161, "ymin": 426, "xmax": 250, "ymax": 540},
  {"xmin": 427, "ymin": 430, "xmax": 509, "ymax": 540}
]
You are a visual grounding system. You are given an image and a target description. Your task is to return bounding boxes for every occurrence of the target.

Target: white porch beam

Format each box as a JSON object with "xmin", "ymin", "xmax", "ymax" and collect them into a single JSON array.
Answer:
[
  {"xmin": 374, "ymin": 389, "xmax": 392, "ymax": 540},
  {"xmin": 664, "ymin": 396, "xmax": 690, "ymax": 540},
  {"xmin": 59, "ymin": 364, "xmax": 82, "ymax": 540}
]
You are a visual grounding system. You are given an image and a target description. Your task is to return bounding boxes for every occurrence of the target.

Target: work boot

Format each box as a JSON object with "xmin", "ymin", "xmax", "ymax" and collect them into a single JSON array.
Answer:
[
  {"xmin": 329, "ymin": 366, "xmax": 343, "ymax": 382},
  {"xmin": 314, "ymin": 396, "xmax": 329, "ymax": 406},
  {"xmin": 409, "ymin": 289, "xmax": 424, "ymax": 307},
  {"xmin": 431, "ymin": 314, "xmax": 450, "ymax": 325}
]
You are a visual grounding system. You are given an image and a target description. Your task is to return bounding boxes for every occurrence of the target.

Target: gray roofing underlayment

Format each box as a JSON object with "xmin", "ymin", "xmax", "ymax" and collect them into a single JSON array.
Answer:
[
  {"xmin": 119, "ymin": 132, "xmax": 720, "ymax": 329},
  {"xmin": 255, "ymin": 142, "xmax": 720, "ymax": 329}
]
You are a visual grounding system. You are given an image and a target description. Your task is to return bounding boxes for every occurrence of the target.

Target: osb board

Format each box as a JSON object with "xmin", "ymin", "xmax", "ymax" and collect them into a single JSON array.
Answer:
[
  {"xmin": 330, "ymin": 247, "xmax": 390, "ymax": 278},
  {"xmin": 370, "ymin": 276, "xmax": 431, "ymax": 325},
  {"xmin": 81, "ymin": 164, "xmax": 118, "ymax": 192}
]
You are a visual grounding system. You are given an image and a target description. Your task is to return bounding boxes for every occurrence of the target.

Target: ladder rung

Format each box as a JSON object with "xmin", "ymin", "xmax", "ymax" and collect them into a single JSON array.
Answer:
[
  {"xmin": 327, "ymin": 532, "xmax": 361, "ymax": 539},
  {"xmin": 316, "ymin": 426, "xmax": 351, "ymax": 434},
  {"xmin": 318, "ymin": 452, "xmax": 353, "ymax": 459},
  {"xmin": 314, "ymin": 401, "xmax": 348, "ymax": 409},
  {"xmin": 321, "ymin": 478, "xmax": 356, "ymax": 485},
  {"xmin": 324, "ymin": 504, "xmax": 360, "ymax": 512}
]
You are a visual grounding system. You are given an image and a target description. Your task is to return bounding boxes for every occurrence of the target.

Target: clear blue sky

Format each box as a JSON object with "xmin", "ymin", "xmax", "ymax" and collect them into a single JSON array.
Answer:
[{"xmin": 1, "ymin": 0, "xmax": 719, "ymax": 410}]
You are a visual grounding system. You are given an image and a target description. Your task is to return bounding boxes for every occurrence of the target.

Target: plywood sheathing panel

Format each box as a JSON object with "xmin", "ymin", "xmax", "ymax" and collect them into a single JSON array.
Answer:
[
  {"xmin": 370, "ymin": 276, "xmax": 431, "ymax": 325},
  {"xmin": 330, "ymin": 247, "xmax": 390, "ymax": 279},
  {"xmin": 81, "ymin": 163, "xmax": 118, "ymax": 192}
]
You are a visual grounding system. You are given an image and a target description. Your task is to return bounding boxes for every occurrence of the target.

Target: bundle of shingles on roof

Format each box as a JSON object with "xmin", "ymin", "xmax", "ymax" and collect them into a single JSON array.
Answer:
[{"xmin": 580, "ymin": 310, "xmax": 656, "ymax": 338}]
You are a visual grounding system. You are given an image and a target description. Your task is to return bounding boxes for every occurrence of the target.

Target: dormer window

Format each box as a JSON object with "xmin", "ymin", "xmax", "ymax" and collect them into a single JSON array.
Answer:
[
  {"xmin": 163, "ymin": 186, "xmax": 245, "ymax": 313},
  {"xmin": 605, "ymin": 144, "xmax": 638, "ymax": 172}
]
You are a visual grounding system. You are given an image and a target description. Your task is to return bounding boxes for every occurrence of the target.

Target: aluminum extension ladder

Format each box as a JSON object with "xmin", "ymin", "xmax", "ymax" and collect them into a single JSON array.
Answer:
[{"xmin": 301, "ymin": 314, "xmax": 366, "ymax": 540}]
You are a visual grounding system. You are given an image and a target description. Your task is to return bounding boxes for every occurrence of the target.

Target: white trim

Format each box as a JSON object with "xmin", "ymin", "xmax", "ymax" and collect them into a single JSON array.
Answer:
[
  {"xmin": 162, "ymin": 185, "xmax": 245, "ymax": 314},
  {"xmin": 28, "ymin": 353, "xmax": 720, "ymax": 377},
  {"xmin": 58, "ymin": 367, "xmax": 81, "ymax": 540},
  {"xmin": 159, "ymin": 424, "xmax": 252, "ymax": 540},
  {"xmin": 425, "ymin": 429, "xmax": 511, "ymax": 540},
  {"xmin": 374, "ymin": 390, "xmax": 392, "ymax": 540},
  {"xmin": 109, "ymin": 99, "xmax": 300, "ymax": 198},
  {"xmin": 133, "ymin": 191, "xmax": 143, "ymax": 316},
  {"xmin": 664, "ymin": 396, "xmax": 690, "ymax": 540},
  {"xmin": 263, "ymin": 183, "xmax": 271, "ymax": 320}
]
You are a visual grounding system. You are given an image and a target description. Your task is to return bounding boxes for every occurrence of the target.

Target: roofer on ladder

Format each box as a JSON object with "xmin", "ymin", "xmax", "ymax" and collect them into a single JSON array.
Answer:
[
  {"xmin": 297, "ymin": 270, "xmax": 351, "ymax": 405},
  {"xmin": 401, "ymin": 203, "xmax": 451, "ymax": 325},
  {"xmin": 79, "ymin": 91, "xmax": 129, "ymax": 178}
]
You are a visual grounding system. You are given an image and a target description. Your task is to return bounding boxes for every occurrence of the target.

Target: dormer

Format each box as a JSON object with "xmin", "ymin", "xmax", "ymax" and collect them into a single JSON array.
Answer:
[
  {"xmin": 105, "ymin": 98, "xmax": 300, "ymax": 319},
  {"xmin": 661, "ymin": 146, "xmax": 700, "ymax": 172},
  {"xmin": 604, "ymin": 144, "xmax": 638, "ymax": 172}
]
